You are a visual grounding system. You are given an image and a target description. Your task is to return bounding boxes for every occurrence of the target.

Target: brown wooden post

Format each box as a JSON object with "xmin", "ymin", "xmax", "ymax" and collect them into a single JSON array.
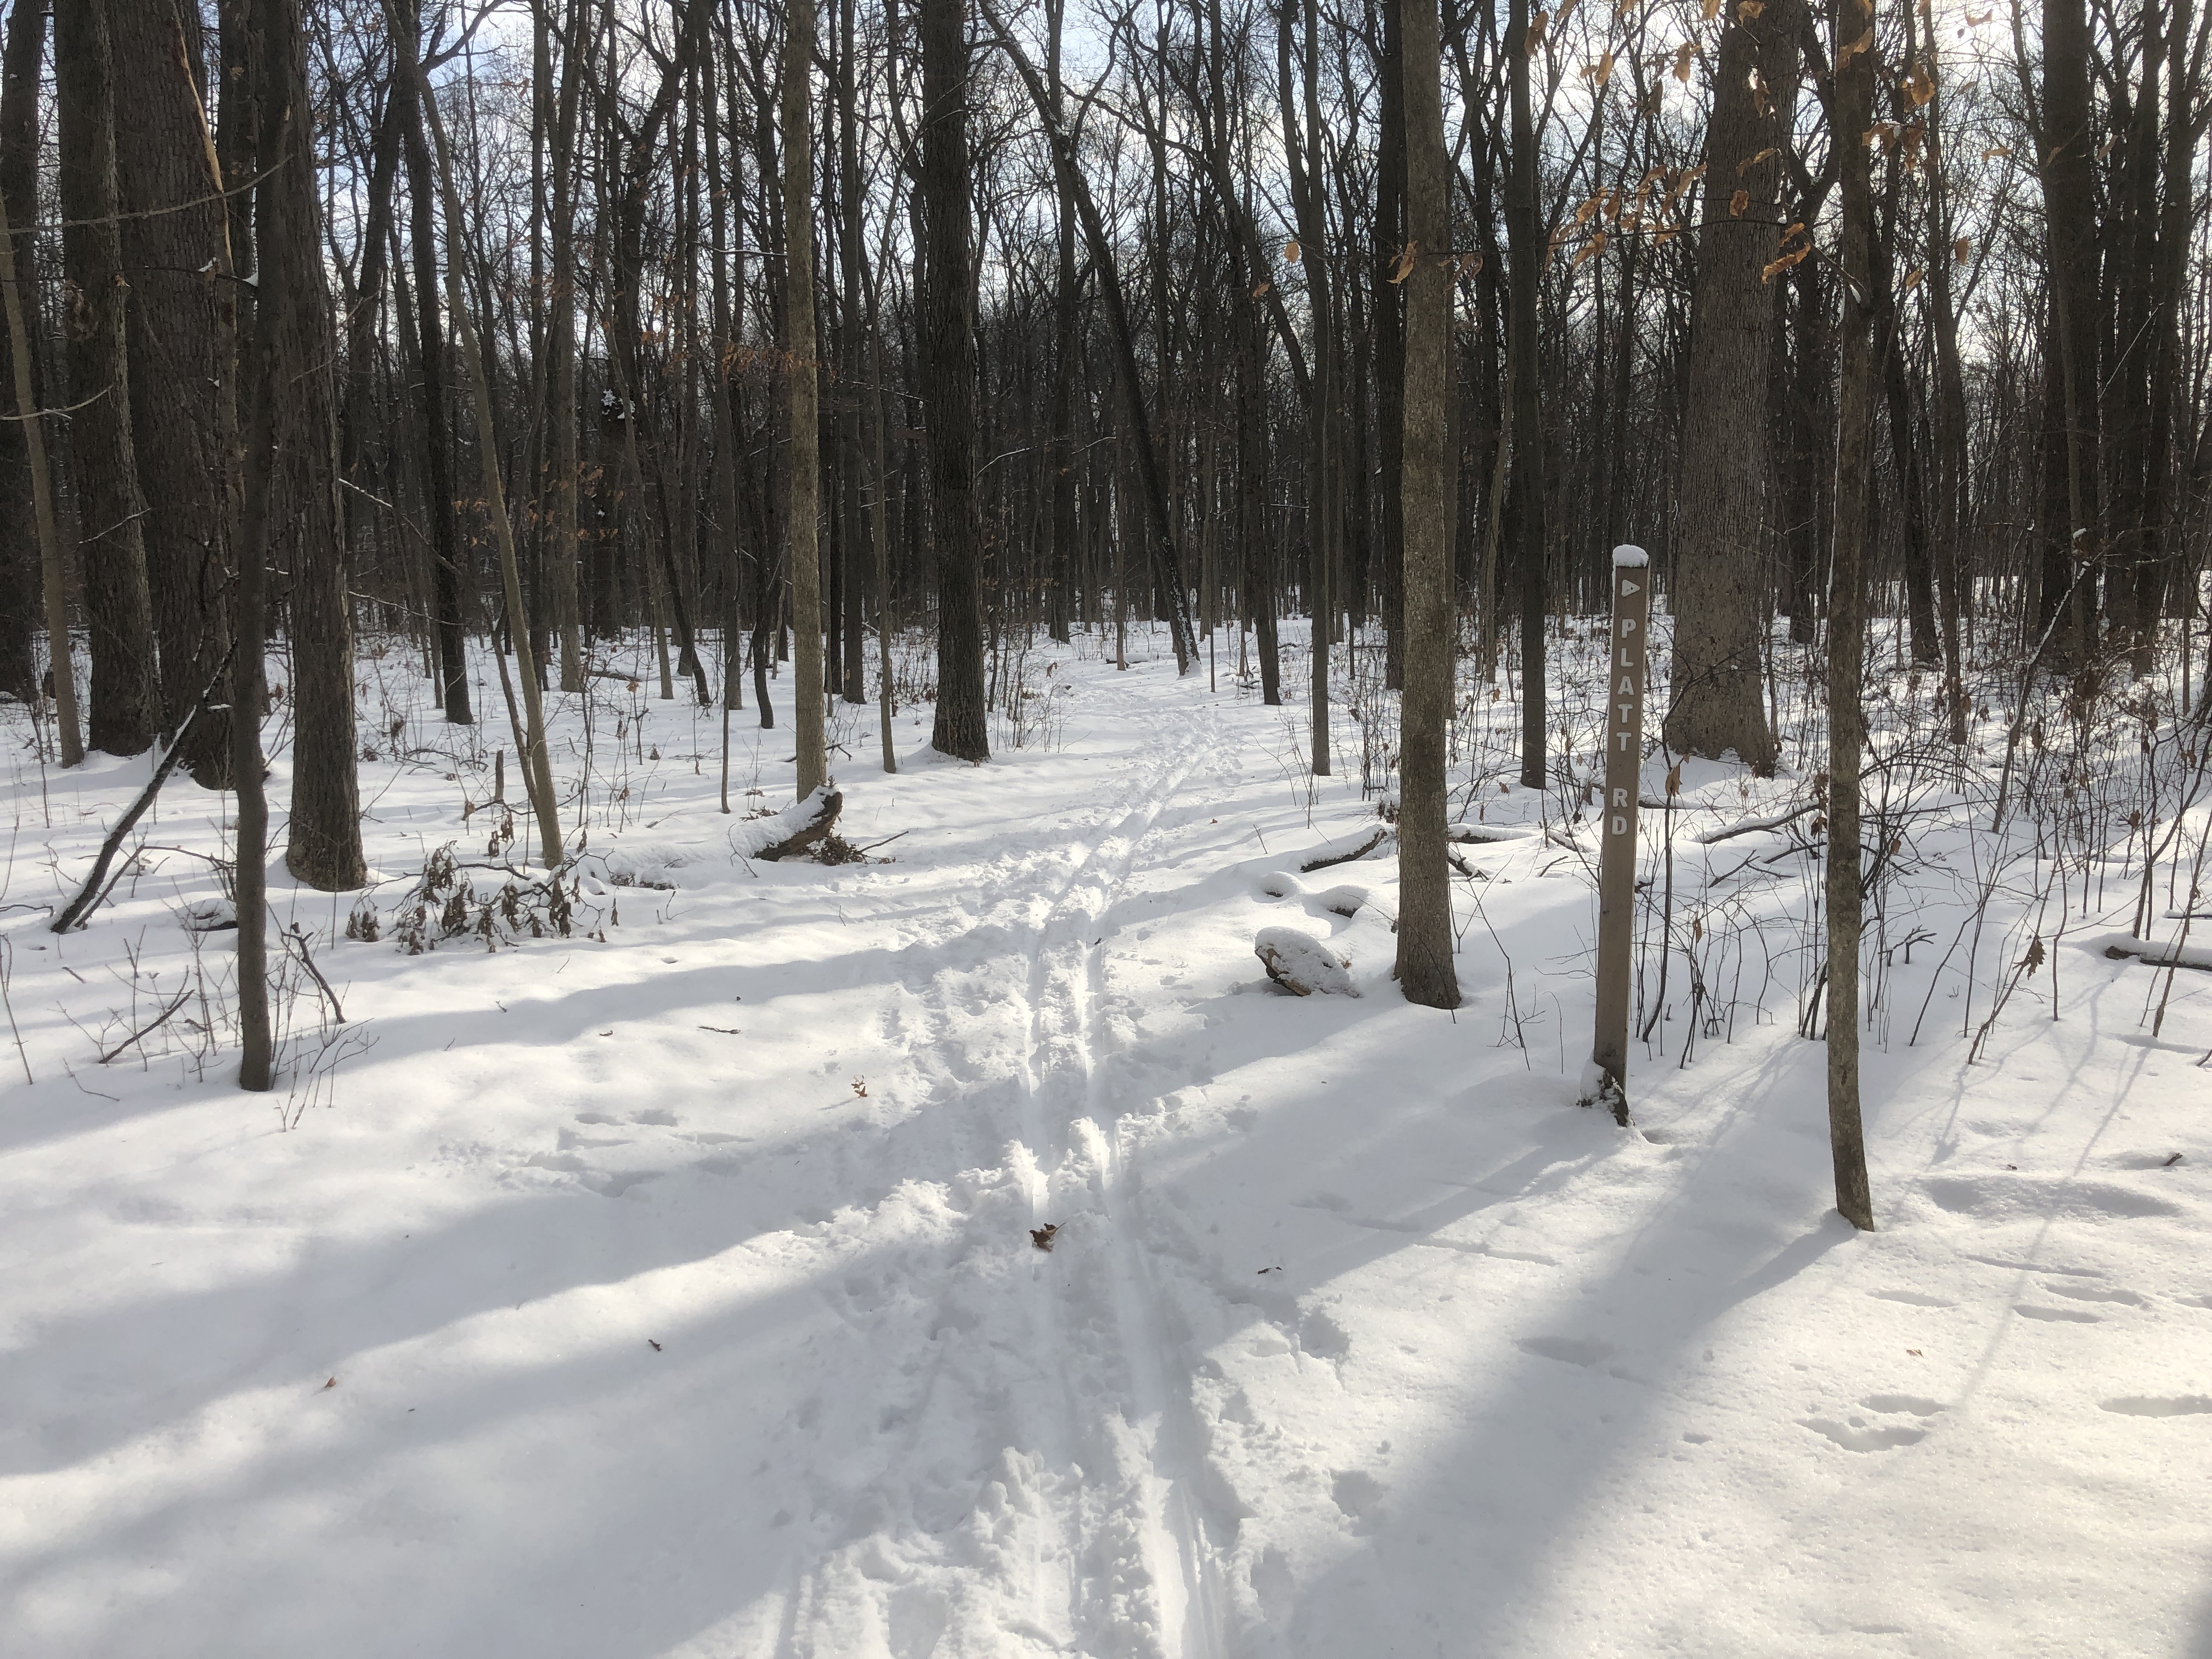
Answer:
[{"xmin": 1589, "ymin": 544, "xmax": 1649, "ymax": 1125}]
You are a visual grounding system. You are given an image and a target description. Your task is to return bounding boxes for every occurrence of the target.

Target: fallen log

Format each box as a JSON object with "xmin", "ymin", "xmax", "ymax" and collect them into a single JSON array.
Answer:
[{"xmin": 754, "ymin": 788, "xmax": 845, "ymax": 862}]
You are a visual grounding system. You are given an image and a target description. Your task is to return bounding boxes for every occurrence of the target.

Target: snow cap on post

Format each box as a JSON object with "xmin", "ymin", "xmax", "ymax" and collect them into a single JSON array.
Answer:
[{"xmin": 1612, "ymin": 544, "xmax": 1650, "ymax": 568}]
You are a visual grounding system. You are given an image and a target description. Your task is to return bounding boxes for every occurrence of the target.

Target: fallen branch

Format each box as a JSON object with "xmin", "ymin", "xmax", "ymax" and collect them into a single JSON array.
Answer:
[
  {"xmin": 281, "ymin": 924, "xmax": 347, "ymax": 1023},
  {"xmin": 2103, "ymin": 935, "xmax": 2212, "ymax": 974},
  {"xmin": 99, "ymin": 988, "xmax": 192, "ymax": 1064},
  {"xmin": 1300, "ymin": 828, "xmax": 1389, "ymax": 873},
  {"xmin": 1691, "ymin": 800, "xmax": 1818, "ymax": 845},
  {"xmin": 53, "ymin": 640, "xmax": 241, "ymax": 934}
]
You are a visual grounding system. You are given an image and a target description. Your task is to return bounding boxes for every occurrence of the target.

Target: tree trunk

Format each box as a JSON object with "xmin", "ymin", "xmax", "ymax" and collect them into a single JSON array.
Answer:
[
  {"xmin": 1825, "ymin": 0, "xmax": 1875, "ymax": 1232},
  {"xmin": 260, "ymin": 0, "xmax": 362, "ymax": 891},
  {"xmin": 58, "ymin": 0, "xmax": 159, "ymax": 758},
  {"xmin": 0, "ymin": 0, "xmax": 39, "ymax": 708},
  {"xmin": 1393, "ymin": 0, "xmax": 1460, "ymax": 1010},
  {"xmin": 1662, "ymin": 0, "xmax": 1797, "ymax": 774},
  {"xmin": 547, "ymin": 0, "xmax": 585, "ymax": 692},
  {"xmin": 2041, "ymin": 0, "xmax": 2100, "ymax": 661},
  {"xmin": 1506, "ymin": 0, "xmax": 1546, "ymax": 789},
  {"xmin": 1375, "ymin": 0, "xmax": 1406, "ymax": 690},
  {"xmin": 115, "ymin": 0, "xmax": 238, "ymax": 786},
  {"xmin": 922, "ymin": 0, "xmax": 988, "ymax": 759},
  {"xmin": 399, "ymin": 35, "xmax": 472, "ymax": 725},
  {"xmin": 787, "ymin": 0, "xmax": 831, "ymax": 790}
]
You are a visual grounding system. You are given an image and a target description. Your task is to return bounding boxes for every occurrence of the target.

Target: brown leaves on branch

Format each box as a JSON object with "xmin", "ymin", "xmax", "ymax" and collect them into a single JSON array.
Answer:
[
  {"xmin": 1387, "ymin": 241, "xmax": 1418, "ymax": 284},
  {"xmin": 1761, "ymin": 221, "xmax": 1811, "ymax": 282}
]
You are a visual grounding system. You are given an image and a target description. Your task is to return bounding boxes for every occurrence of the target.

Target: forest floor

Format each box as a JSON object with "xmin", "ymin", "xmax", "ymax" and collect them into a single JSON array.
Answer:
[{"xmin": 1, "ymin": 619, "xmax": 2208, "ymax": 1657}]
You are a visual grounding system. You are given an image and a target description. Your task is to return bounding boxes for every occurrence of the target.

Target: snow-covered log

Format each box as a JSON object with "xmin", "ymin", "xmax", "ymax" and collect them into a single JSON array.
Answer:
[{"xmin": 1255, "ymin": 927, "xmax": 1358, "ymax": 996}]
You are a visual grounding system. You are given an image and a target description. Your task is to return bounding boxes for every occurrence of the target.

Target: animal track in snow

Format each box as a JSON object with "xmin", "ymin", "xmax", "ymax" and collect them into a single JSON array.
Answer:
[{"xmin": 2015, "ymin": 1304, "xmax": 2102, "ymax": 1323}]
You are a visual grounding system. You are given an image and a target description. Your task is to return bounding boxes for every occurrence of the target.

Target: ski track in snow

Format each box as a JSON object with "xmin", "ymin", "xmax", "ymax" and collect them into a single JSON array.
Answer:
[
  {"xmin": 783, "ymin": 695, "xmax": 1235, "ymax": 1657},
  {"xmin": 4, "ymin": 623, "xmax": 2211, "ymax": 1658}
]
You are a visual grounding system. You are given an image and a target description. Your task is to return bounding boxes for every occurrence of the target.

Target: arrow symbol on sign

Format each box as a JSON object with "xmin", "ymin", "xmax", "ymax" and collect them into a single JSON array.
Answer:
[{"xmin": 1621, "ymin": 579, "xmax": 1640, "ymax": 594}]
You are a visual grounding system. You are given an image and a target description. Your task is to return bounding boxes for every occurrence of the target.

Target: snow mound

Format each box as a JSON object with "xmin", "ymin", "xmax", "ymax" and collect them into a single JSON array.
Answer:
[
  {"xmin": 596, "ymin": 842, "xmax": 694, "ymax": 889},
  {"xmin": 1255, "ymin": 926, "xmax": 1357, "ymax": 996}
]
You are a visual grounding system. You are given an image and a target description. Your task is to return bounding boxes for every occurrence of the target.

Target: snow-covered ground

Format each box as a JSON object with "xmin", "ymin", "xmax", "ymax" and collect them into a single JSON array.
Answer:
[{"xmin": 2, "ymin": 622, "xmax": 2208, "ymax": 1657}]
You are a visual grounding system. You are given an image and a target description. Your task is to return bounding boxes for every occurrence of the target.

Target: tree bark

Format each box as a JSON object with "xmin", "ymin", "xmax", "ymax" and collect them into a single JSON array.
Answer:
[
  {"xmin": 398, "ymin": 29, "xmax": 472, "ymax": 725},
  {"xmin": 0, "ymin": 0, "xmax": 40, "ymax": 707},
  {"xmin": 1826, "ymin": 0, "xmax": 1875, "ymax": 1232},
  {"xmin": 1393, "ymin": 0, "xmax": 1460, "ymax": 1010},
  {"xmin": 922, "ymin": 0, "xmax": 988, "ymax": 759},
  {"xmin": 115, "ymin": 0, "xmax": 238, "ymax": 785},
  {"xmin": 2041, "ymin": 0, "xmax": 2100, "ymax": 661},
  {"xmin": 1662, "ymin": 0, "xmax": 1798, "ymax": 774},
  {"xmin": 58, "ymin": 0, "xmax": 159, "ymax": 758},
  {"xmin": 787, "ymin": 0, "xmax": 832, "ymax": 788},
  {"xmin": 260, "ymin": 0, "xmax": 362, "ymax": 891},
  {"xmin": 1506, "ymin": 0, "xmax": 1546, "ymax": 789}
]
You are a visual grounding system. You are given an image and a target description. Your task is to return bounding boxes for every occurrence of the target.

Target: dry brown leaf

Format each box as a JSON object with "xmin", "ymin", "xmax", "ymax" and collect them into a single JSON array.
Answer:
[
  {"xmin": 1737, "ymin": 0, "xmax": 1763, "ymax": 16},
  {"xmin": 1737, "ymin": 145, "xmax": 1779, "ymax": 174},
  {"xmin": 1953, "ymin": 234, "xmax": 1972, "ymax": 263},
  {"xmin": 1388, "ymin": 240, "xmax": 1419, "ymax": 283},
  {"xmin": 1729, "ymin": 187, "xmax": 1750, "ymax": 217},
  {"xmin": 1672, "ymin": 41, "xmax": 1696, "ymax": 81},
  {"xmin": 1981, "ymin": 144, "xmax": 2013, "ymax": 160},
  {"xmin": 1903, "ymin": 266, "xmax": 1925, "ymax": 290},
  {"xmin": 1285, "ymin": 238, "xmax": 1302, "ymax": 263}
]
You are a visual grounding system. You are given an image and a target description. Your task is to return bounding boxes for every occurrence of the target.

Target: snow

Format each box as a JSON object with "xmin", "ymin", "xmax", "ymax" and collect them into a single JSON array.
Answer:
[
  {"xmin": 1252, "ymin": 926, "xmax": 1359, "ymax": 996},
  {"xmin": 1611, "ymin": 544, "xmax": 1650, "ymax": 568},
  {"xmin": 1, "ymin": 621, "xmax": 2208, "ymax": 1657}
]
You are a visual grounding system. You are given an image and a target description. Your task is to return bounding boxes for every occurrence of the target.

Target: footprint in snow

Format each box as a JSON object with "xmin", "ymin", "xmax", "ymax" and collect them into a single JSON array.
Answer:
[
  {"xmin": 1867, "ymin": 1288, "xmax": 1954, "ymax": 1308},
  {"xmin": 1517, "ymin": 1335, "xmax": 1615, "ymax": 1368},
  {"xmin": 1800, "ymin": 1417, "xmax": 1927, "ymax": 1453},
  {"xmin": 2045, "ymin": 1282, "xmax": 2148, "ymax": 1306},
  {"xmin": 2099, "ymin": 1396, "xmax": 2212, "ymax": 1417},
  {"xmin": 1330, "ymin": 1469, "xmax": 1385, "ymax": 1520},
  {"xmin": 2015, "ymin": 1304, "xmax": 2102, "ymax": 1323},
  {"xmin": 1860, "ymin": 1394, "xmax": 1944, "ymax": 1417}
]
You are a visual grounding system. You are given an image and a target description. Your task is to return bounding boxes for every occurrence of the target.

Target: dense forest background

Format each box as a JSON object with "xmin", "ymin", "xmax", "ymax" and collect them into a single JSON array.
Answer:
[{"xmin": 4, "ymin": 0, "xmax": 2202, "ymax": 780}]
